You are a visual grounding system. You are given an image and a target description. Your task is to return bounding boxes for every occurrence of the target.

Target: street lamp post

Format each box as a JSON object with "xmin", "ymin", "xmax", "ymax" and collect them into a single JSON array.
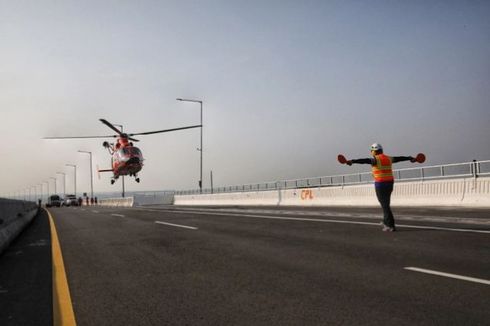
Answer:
[
  {"xmin": 50, "ymin": 177, "xmax": 57, "ymax": 195},
  {"xmin": 78, "ymin": 151, "xmax": 94, "ymax": 200},
  {"xmin": 66, "ymin": 164, "xmax": 77, "ymax": 197},
  {"xmin": 113, "ymin": 124, "xmax": 125, "ymax": 198},
  {"xmin": 57, "ymin": 172, "xmax": 66, "ymax": 199},
  {"xmin": 177, "ymin": 98, "xmax": 203, "ymax": 193},
  {"xmin": 44, "ymin": 181, "xmax": 49, "ymax": 202}
]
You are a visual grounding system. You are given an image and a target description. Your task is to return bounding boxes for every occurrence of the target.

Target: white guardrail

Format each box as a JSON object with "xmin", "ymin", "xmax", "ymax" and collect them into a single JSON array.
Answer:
[
  {"xmin": 176, "ymin": 160, "xmax": 490, "ymax": 195},
  {"xmin": 97, "ymin": 193, "xmax": 174, "ymax": 207},
  {"xmin": 174, "ymin": 161, "xmax": 490, "ymax": 207},
  {"xmin": 174, "ymin": 177, "xmax": 490, "ymax": 208},
  {"xmin": 87, "ymin": 160, "xmax": 490, "ymax": 208}
]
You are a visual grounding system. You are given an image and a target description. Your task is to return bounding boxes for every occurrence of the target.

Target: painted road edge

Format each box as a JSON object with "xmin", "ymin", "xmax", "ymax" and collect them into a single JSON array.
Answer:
[
  {"xmin": 404, "ymin": 267, "xmax": 490, "ymax": 285},
  {"xmin": 47, "ymin": 209, "xmax": 77, "ymax": 326}
]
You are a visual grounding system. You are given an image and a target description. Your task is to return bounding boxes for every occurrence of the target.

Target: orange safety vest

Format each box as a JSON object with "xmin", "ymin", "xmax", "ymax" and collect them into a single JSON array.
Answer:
[{"xmin": 372, "ymin": 154, "xmax": 394, "ymax": 182}]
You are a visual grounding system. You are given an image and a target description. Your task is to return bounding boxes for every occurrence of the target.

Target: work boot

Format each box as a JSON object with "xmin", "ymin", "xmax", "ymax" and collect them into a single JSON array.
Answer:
[{"xmin": 382, "ymin": 224, "xmax": 395, "ymax": 232}]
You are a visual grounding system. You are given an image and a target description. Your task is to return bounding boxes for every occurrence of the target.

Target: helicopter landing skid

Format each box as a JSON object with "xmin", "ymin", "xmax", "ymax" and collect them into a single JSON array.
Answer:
[
  {"xmin": 110, "ymin": 175, "xmax": 139, "ymax": 184},
  {"xmin": 128, "ymin": 172, "xmax": 140, "ymax": 183},
  {"xmin": 111, "ymin": 178, "xmax": 140, "ymax": 185}
]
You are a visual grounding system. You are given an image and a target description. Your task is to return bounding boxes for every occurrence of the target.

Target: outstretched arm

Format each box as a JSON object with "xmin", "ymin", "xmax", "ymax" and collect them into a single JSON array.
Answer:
[
  {"xmin": 346, "ymin": 158, "xmax": 375, "ymax": 166},
  {"xmin": 392, "ymin": 156, "xmax": 415, "ymax": 163}
]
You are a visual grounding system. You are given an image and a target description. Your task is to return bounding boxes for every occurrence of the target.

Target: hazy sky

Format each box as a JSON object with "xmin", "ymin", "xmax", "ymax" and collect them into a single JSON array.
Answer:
[{"xmin": 1, "ymin": 0, "xmax": 489, "ymax": 196}]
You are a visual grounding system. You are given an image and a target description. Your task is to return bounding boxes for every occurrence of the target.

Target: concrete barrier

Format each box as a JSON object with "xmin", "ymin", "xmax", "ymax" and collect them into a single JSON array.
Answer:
[
  {"xmin": 174, "ymin": 177, "xmax": 490, "ymax": 208},
  {"xmin": 0, "ymin": 199, "xmax": 39, "ymax": 255},
  {"xmin": 133, "ymin": 193, "xmax": 174, "ymax": 206},
  {"xmin": 98, "ymin": 197, "xmax": 134, "ymax": 207}
]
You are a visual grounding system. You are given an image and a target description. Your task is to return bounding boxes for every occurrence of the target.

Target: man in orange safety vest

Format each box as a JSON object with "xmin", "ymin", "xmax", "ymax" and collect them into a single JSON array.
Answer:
[{"xmin": 345, "ymin": 143, "xmax": 417, "ymax": 232}]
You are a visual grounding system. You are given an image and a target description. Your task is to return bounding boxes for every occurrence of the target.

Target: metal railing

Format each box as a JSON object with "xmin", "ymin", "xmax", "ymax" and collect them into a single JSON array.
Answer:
[{"xmin": 175, "ymin": 160, "xmax": 490, "ymax": 195}]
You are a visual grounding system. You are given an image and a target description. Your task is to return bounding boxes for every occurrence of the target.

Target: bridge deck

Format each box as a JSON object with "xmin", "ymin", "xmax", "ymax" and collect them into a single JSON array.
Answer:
[{"xmin": 1, "ymin": 206, "xmax": 489, "ymax": 325}]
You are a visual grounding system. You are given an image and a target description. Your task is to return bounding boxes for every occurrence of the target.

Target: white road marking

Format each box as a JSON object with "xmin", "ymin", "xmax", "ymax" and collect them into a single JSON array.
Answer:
[
  {"xmin": 138, "ymin": 209, "xmax": 490, "ymax": 234},
  {"xmin": 156, "ymin": 207, "xmax": 490, "ymax": 225},
  {"xmin": 395, "ymin": 224, "xmax": 490, "ymax": 234},
  {"xmin": 92, "ymin": 210, "xmax": 99, "ymax": 214},
  {"xmin": 404, "ymin": 267, "xmax": 490, "ymax": 285},
  {"xmin": 155, "ymin": 221, "xmax": 198, "ymax": 230},
  {"xmin": 111, "ymin": 214, "xmax": 125, "ymax": 217}
]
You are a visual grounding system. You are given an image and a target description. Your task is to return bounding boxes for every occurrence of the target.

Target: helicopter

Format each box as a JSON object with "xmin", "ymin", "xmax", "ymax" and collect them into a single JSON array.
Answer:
[{"xmin": 44, "ymin": 119, "xmax": 201, "ymax": 184}]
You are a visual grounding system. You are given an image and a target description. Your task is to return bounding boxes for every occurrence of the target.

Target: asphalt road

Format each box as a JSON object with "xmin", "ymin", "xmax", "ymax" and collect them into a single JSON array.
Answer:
[
  {"xmin": 2, "ymin": 205, "xmax": 490, "ymax": 325},
  {"xmin": 0, "ymin": 209, "xmax": 52, "ymax": 326}
]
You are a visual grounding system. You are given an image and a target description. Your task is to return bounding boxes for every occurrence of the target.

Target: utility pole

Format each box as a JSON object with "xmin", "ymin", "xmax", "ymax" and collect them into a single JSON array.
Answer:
[
  {"xmin": 57, "ymin": 172, "xmax": 66, "ymax": 199},
  {"xmin": 177, "ymin": 98, "xmax": 204, "ymax": 193},
  {"xmin": 78, "ymin": 151, "xmax": 94, "ymax": 200},
  {"xmin": 50, "ymin": 177, "xmax": 57, "ymax": 195},
  {"xmin": 66, "ymin": 164, "xmax": 77, "ymax": 197}
]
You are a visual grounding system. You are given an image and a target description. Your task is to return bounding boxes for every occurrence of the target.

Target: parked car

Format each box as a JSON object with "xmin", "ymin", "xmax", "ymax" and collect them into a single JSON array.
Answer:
[
  {"xmin": 46, "ymin": 195, "xmax": 62, "ymax": 207},
  {"xmin": 64, "ymin": 195, "xmax": 79, "ymax": 207}
]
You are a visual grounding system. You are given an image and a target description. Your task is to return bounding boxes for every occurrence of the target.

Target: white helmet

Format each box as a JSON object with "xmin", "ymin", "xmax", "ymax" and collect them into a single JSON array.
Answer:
[{"xmin": 370, "ymin": 143, "xmax": 383, "ymax": 152}]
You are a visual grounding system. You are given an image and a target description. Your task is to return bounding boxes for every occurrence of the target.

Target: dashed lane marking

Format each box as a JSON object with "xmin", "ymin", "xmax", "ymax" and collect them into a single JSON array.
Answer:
[
  {"xmin": 139, "ymin": 209, "xmax": 490, "ymax": 234},
  {"xmin": 155, "ymin": 221, "xmax": 198, "ymax": 230},
  {"xmin": 111, "ymin": 214, "xmax": 125, "ymax": 217},
  {"xmin": 135, "ymin": 206, "xmax": 490, "ymax": 225},
  {"xmin": 404, "ymin": 267, "xmax": 490, "ymax": 285}
]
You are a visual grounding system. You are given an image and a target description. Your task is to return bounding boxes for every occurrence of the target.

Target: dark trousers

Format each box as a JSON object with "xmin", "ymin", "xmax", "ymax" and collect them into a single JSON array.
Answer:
[{"xmin": 375, "ymin": 182, "xmax": 395, "ymax": 228}]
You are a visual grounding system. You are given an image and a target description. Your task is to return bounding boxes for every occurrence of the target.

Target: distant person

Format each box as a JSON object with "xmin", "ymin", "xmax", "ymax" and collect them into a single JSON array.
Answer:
[
  {"xmin": 85, "ymin": 197, "xmax": 89, "ymax": 206},
  {"xmin": 90, "ymin": 197, "xmax": 94, "ymax": 205},
  {"xmin": 342, "ymin": 143, "xmax": 419, "ymax": 232},
  {"xmin": 94, "ymin": 197, "xmax": 98, "ymax": 205},
  {"xmin": 78, "ymin": 197, "xmax": 83, "ymax": 206}
]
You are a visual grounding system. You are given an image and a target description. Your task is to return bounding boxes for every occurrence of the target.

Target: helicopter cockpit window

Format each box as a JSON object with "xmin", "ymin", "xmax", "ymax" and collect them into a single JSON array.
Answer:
[
  {"xmin": 131, "ymin": 148, "xmax": 142, "ymax": 157},
  {"xmin": 121, "ymin": 147, "xmax": 142, "ymax": 157}
]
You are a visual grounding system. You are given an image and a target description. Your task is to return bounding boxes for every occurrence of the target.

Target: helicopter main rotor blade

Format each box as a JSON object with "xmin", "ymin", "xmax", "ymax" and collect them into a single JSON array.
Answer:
[
  {"xmin": 44, "ymin": 135, "xmax": 140, "ymax": 142},
  {"xmin": 44, "ymin": 135, "xmax": 118, "ymax": 140},
  {"xmin": 99, "ymin": 119, "xmax": 124, "ymax": 135},
  {"xmin": 127, "ymin": 136, "xmax": 140, "ymax": 142},
  {"xmin": 45, "ymin": 121, "xmax": 198, "ymax": 141},
  {"xmin": 129, "ymin": 124, "xmax": 202, "ymax": 136},
  {"xmin": 100, "ymin": 118, "xmax": 140, "ymax": 141}
]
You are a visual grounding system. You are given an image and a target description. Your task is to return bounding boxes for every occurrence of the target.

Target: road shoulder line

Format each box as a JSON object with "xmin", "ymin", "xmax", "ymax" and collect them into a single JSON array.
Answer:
[{"xmin": 47, "ymin": 209, "xmax": 77, "ymax": 326}]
